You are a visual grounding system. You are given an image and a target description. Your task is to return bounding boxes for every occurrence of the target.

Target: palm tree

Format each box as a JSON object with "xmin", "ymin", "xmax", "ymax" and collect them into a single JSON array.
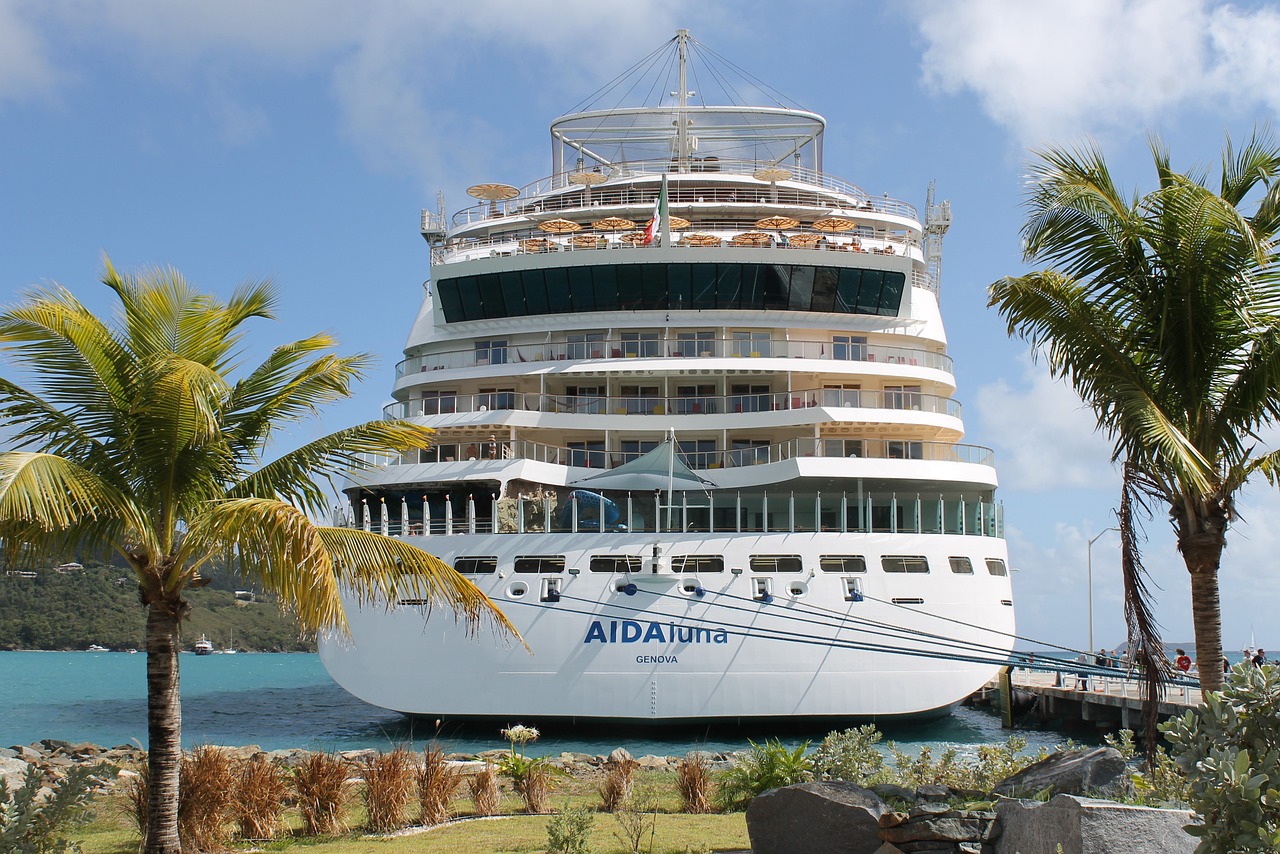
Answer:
[
  {"xmin": 989, "ymin": 130, "xmax": 1280, "ymax": 694},
  {"xmin": 0, "ymin": 261, "xmax": 517, "ymax": 854}
]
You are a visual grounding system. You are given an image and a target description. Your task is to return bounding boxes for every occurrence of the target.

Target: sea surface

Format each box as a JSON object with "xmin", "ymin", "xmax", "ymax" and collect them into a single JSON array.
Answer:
[{"xmin": 1, "ymin": 650, "xmax": 1079, "ymax": 758}]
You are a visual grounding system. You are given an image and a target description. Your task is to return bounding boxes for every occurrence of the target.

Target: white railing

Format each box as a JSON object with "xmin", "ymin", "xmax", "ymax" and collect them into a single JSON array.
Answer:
[
  {"xmin": 383, "ymin": 387, "xmax": 963, "ymax": 420},
  {"xmin": 396, "ymin": 337, "xmax": 951, "ymax": 377}
]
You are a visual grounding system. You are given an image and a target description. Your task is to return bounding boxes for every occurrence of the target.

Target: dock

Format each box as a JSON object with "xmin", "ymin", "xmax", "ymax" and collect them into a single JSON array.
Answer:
[{"xmin": 974, "ymin": 668, "xmax": 1204, "ymax": 735}]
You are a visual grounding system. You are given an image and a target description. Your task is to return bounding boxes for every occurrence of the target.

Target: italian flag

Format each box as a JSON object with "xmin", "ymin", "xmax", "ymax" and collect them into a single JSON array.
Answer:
[{"xmin": 643, "ymin": 181, "xmax": 667, "ymax": 245}]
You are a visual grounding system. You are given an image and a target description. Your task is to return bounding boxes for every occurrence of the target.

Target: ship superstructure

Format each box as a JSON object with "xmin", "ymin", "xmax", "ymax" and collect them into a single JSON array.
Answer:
[{"xmin": 319, "ymin": 31, "xmax": 1014, "ymax": 723}]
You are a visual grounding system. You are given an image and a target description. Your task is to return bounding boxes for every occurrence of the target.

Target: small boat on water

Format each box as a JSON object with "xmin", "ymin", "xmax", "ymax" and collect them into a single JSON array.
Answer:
[
  {"xmin": 222, "ymin": 630, "xmax": 237, "ymax": 654},
  {"xmin": 194, "ymin": 635, "xmax": 214, "ymax": 655},
  {"xmin": 86, "ymin": 644, "xmax": 108, "ymax": 652}
]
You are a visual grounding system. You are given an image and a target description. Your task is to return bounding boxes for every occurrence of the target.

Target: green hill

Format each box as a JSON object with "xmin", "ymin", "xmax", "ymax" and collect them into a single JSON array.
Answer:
[{"xmin": 0, "ymin": 563, "xmax": 314, "ymax": 652}]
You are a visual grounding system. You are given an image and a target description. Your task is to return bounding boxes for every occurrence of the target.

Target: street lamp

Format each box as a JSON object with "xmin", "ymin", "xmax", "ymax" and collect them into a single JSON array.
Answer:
[{"xmin": 1087, "ymin": 527, "xmax": 1119, "ymax": 656}]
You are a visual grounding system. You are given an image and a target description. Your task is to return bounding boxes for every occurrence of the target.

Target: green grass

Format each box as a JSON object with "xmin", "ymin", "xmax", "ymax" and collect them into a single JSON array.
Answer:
[{"xmin": 71, "ymin": 769, "xmax": 750, "ymax": 854}]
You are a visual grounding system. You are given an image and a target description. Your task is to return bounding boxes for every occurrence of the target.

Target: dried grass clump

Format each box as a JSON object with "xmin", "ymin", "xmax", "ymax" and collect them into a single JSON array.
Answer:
[
  {"xmin": 293, "ymin": 752, "xmax": 351, "ymax": 836},
  {"xmin": 360, "ymin": 747, "xmax": 416, "ymax": 833},
  {"xmin": 232, "ymin": 757, "xmax": 290, "ymax": 840},
  {"xmin": 677, "ymin": 753, "xmax": 713, "ymax": 814},
  {"xmin": 520, "ymin": 763, "xmax": 552, "ymax": 815},
  {"xmin": 117, "ymin": 761, "xmax": 149, "ymax": 846},
  {"xmin": 469, "ymin": 766, "xmax": 500, "ymax": 816},
  {"xmin": 598, "ymin": 757, "xmax": 639, "ymax": 812},
  {"xmin": 178, "ymin": 745, "xmax": 237, "ymax": 851},
  {"xmin": 417, "ymin": 745, "xmax": 464, "ymax": 826}
]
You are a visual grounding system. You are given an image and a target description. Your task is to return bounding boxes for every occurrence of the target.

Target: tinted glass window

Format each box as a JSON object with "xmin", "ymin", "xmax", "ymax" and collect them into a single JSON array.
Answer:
[
  {"xmin": 949, "ymin": 557, "xmax": 974, "ymax": 574},
  {"xmin": 750, "ymin": 555, "xmax": 803, "ymax": 573},
  {"xmin": 820, "ymin": 556, "xmax": 867, "ymax": 573},
  {"xmin": 672, "ymin": 555, "xmax": 724, "ymax": 573},
  {"xmin": 882, "ymin": 555, "xmax": 930, "ymax": 573},
  {"xmin": 985, "ymin": 558, "xmax": 1008, "ymax": 576},
  {"xmin": 514, "ymin": 556, "xmax": 565, "ymax": 573},
  {"xmin": 455, "ymin": 557, "xmax": 497, "ymax": 574},
  {"xmin": 590, "ymin": 555, "xmax": 642, "ymax": 573}
]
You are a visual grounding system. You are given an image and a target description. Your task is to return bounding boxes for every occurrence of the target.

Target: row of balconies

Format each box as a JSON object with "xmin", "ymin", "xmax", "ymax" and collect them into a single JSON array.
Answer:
[
  {"xmin": 383, "ymin": 387, "xmax": 960, "ymax": 421},
  {"xmin": 397, "ymin": 335, "xmax": 951, "ymax": 377}
]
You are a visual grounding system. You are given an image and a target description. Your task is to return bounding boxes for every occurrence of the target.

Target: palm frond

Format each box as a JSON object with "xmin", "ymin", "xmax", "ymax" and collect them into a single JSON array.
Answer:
[
  {"xmin": 185, "ymin": 498, "xmax": 520, "ymax": 643},
  {"xmin": 227, "ymin": 421, "xmax": 434, "ymax": 514}
]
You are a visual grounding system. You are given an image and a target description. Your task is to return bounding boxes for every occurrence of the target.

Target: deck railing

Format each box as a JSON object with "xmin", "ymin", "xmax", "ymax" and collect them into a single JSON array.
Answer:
[
  {"xmin": 396, "ymin": 337, "xmax": 951, "ymax": 378},
  {"xmin": 382, "ymin": 387, "xmax": 962, "ymax": 421}
]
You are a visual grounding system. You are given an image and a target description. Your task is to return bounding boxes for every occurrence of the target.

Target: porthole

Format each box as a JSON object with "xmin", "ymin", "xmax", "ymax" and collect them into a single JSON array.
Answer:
[
  {"xmin": 506, "ymin": 581, "xmax": 529, "ymax": 599},
  {"xmin": 788, "ymin": 581, "xmax": 808, "ymax": 598}
]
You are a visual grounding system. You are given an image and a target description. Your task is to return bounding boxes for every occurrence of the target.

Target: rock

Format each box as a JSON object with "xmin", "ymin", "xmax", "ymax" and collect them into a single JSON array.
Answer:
[
  {"xmin": 266, "ymin": 748, "xmax": 312, "ymax": 767},
  {"xmin": 994, "ymin": 793, "xmax": 1196, "ymax": 853},
  {"xmin": 879, "ymin": 811, "xmax": 910, "ymax": 828},
  {"xmin": 1, "ymin": 757, "xmax": 30, "ymax": 792},
  {"xmin": 909, "ymin": 802, "xmax": 952, "ymax": 817},
  {"xmin": 915, "ymin": 784, "xmax": 951, "ymax": 801},
  {"xmin": 608, "ymin": 747, "xmax": 633, "ymax": 764},
  {"xmin": 746, "ymin": 781, "xmax": 889, "ymax": 854},
  {"xmin": 871, "ymin": 782, "xmax": 918, "ymax": 804},
  {"xmin": 872, "ymin": 845, "xmax": 905, "ymax": 854},
  {"xmin": 880, "ymin": 810, "xmax": 1000, "ymax": 845},
  {"xmin": 993, "ymin": 747, "xmax": 1127, "ymax": 799},
  {"xmin": 636, "ymin": 754, "xmax": 668, "ymax": 768}
]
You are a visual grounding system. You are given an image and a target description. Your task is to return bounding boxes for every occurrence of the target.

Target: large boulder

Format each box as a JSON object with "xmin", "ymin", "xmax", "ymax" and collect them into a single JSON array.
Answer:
[
  {"xmin": 993, "ymin": 747, "xmax": 1126, "ymax": 798},
  {"xmin": 995, "ymin": 794, "xmax": 1196, "ymax": 853},
  {"xmin": 0, "ymin": 757, "xmax": 30, "ymax": 793},
  {"xmin": 746, "ymin": 781, "xmax": 889, "ymax": 854}
]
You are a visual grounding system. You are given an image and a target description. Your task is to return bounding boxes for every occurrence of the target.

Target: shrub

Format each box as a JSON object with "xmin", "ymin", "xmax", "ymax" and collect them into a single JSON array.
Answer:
[
  {"xmin": 1162, "ymin": 662, "xmax": 1280, "ymax": 851},
  {"xmin": 232, "ymin": 757, "xmax": 289, "ymax": 840},
  {"xmin": 716, "ymin": 738, "xmax": 812, "ymax": 811},
  {"xmin": 1, "ymin": 763, "xmax": 95, "ymax": 854},
  {"xmin": 546, "ymin": 804, "xmax": 596, "ymax": 854},
  {"xmin": 677, "ymin": 753, "xmax": 713, "ymax": 814},
  {"xmin": 469, "ymin": 766, "xmax": 500, "ymax": 817},
  {"xmin": 498, "ymin": 724, "xmax": 556, "ymax": 814},
  {"xmin": 812, "ymin": 724, "xmax": 885, "ymax": 784},
  {"xmin": 418, "ymin": 745, "xmax": 464, "ymax": 826},
  {"xmin": 293, "ymin": 752, "xmax": 350, "ymax": 836},
  {"xmin": 178, "ymin": 745, "xmax": 236, "ymax": 852},
  {"xmin": 1105, "ymin": 729, "xmax": 1190, "ymax": 807},
  {"xmin": 598, "ymin": 757, "xmax": 638, "ymax": 812},
  {"xmin": 612, "ymin": 790, "xmax": 659, "ymax": 854},
  {"xmin": 360, "ymin": 748, "xmax": 416, "ymax": 833}
]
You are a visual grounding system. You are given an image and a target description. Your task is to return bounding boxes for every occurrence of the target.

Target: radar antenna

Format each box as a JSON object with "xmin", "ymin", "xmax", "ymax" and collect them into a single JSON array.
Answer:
[{"xmin": 922, "ymin": 180, "xmax": 951, "ymax": 300}]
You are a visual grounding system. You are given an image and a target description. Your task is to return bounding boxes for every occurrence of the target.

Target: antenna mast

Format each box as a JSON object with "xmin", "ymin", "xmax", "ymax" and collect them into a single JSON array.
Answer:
[
  {"xmin": 923, "ymin": 181, "xmax": 952, "ymax": 300},
  {"xmin": 676, "ymin": 29, "xmax": 690, "ymax": 166}
]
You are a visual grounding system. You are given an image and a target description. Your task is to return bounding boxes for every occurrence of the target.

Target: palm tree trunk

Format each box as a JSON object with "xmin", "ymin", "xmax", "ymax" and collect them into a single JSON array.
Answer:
[
  {"xmin": 144, "ymin": 603, "xmax": 183, "ymax": 854},
  {"xmin": 1182, "ymin": 539, "xmax": 1225, "ymax": 694}
]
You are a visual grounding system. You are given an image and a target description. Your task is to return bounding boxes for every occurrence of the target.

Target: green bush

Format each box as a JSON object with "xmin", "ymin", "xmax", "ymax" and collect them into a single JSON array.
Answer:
[
  {"xmin": 1162, "ymin": 662, "xmax": 1280, "ymax": 851},
  {"xmin": 546, "ymin": 804, "xmax": 595, "ymax": 854},
  {"xmin": 716, "ymin": 739, "xmax": 812, "ymax": 811},
  {"xmin": 1, "ymin": 764, "xmax": 95, "ymax": 854},
  {"xmin": 812, "ymin": 724, "xmax": 885, "ymax": 784}
]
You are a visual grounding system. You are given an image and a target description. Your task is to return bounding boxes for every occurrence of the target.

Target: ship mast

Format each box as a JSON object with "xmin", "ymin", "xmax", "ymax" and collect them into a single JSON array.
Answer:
[{"xmin": 676, "ymin": 28, "xmax": 690, "ymax": 168}]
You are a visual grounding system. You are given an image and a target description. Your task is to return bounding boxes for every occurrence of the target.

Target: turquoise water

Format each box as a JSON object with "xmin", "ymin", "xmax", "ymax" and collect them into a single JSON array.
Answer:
[{"xmin": 0, "ymin": 651, "xmax": 1073, "ymax": 757}]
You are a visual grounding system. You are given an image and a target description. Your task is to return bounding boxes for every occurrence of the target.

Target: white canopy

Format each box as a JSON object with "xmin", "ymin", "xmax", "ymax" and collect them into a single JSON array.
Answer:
[{"xmin": 570, "ymin": 440, "xmax": 716, "ymax": 492}]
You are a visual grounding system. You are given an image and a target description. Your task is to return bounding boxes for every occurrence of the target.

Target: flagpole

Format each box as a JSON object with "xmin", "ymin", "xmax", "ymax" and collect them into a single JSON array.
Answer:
[
  {"xmin": 660, "ymin": 173, "xmax": 669, "ymax": 247},
  {"xmin": 666, "ymin": 427, "xmax": 676, "ymax": 532}
]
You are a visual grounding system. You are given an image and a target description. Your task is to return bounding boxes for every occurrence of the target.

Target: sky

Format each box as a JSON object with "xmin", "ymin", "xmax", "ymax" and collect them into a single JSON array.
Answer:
[{"xmin": 2, "ymin": 0, "xmax": 1279, "ymax": 656}]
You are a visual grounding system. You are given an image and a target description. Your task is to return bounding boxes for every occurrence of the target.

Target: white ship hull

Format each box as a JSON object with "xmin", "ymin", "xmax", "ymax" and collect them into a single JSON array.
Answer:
[{"xmin": 321, "ymin": 530, "xmax": 1014, "ymax": 722}]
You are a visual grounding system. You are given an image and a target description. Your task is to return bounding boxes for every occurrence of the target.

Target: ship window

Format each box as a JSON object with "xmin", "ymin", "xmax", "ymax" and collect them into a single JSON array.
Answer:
[
  {"xmin": 731, "ymin": 331, "xmax": 771, "ymax": 357},
  {"xmin": 887, "ymin": 440, "xmax": 924, "ymax": 459},
  {"xmin": 420, "ymin": 390, "xmax": 457, "ymax": 415},
  {"xmin": 985, "ymin": 558, "xmax": 1008, "ymax": 577},
  {"xmin": 884, "ymin": 385, "xmax": 922, "ymax": 411},
  {"xmin": 831, "ymin": 335, "xmax": 868, "ymax": 361},
  {"xmin": 820, "ymin": 556, "xmax": 866, "ymax": 573},
  {"xmin": 434, "ymin": 265, "xmax": 906, "ymax": 322},
  {"xmin": 590, "ymin": 555, "xmax": 642, "ymax": 573},
  {"xmin": 675, "ymin": 330, "xmax": 715, "ymax": 357},
  {"xmin": 882, "ymin": 555, "xmax": 930, "ymax": 573},
  {"xmin": 474, "ymin": 340, "xmax": 507, "ymax": 366},
  {"xmin": 823, "ymin": 438, "xmax": 864, "ymax": 458},
  {"xmin": 676, "ymin": 438, "xmax": 716, "ymax": 470},
  {"xmin": 672, "ymin": 555, "xmax": 724, "ymax": 573},
  {"xmin": 949, "ymin": 557, "xmax": 974, "ymax": 575},
  {"xmin": 454, "ymin": 557, "xmax": 497, "ymax": 574},
  {"xmin": 621, "ymin": 331, "xmax": 660, "ymax": 358},
  {"xmin": 514, "ymin": 556, "xmax": 565, "ymax": 574},
  {"xmin": 749, "ymin": 555, "xmax": 803, "ymax": 573}
]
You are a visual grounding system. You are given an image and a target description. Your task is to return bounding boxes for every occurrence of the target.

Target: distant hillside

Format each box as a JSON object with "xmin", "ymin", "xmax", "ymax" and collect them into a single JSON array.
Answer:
[{"xmin": 0, "ymin": 563, "xmax": 315, "ymax": 652}]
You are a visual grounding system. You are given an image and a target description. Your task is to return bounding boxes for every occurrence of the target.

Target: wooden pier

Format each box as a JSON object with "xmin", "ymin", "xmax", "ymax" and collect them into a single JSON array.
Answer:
[{"xmin": 974, "ymin": 668, "xmax": 1203, "ymax": 735}]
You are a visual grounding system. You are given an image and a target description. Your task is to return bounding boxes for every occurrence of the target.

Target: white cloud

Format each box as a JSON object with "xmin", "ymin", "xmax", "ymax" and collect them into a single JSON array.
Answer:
[
  {"xmin": 909, "ymin": 0, "xmax": 1280, "ymax": 146},
  {"xmin": 974, "ymin": 355, "xmax": 1116, "ymax": 491}
]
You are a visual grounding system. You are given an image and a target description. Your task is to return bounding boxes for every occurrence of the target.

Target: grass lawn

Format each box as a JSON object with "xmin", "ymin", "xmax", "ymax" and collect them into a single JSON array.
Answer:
[{"xmin": 70, "ymin": 768, "xmax": 751, "ymax": 854}]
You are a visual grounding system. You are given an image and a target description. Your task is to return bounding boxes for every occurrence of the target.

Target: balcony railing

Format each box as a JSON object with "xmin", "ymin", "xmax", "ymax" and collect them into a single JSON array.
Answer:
[
  {"xmin": 383, "ymin": 387, "xmax": 962, "ymax": 420},
  {"xmin": 381, "ymin": 436, "xmax": 994, "ymax": 471},
  {"xmin": 396, "ymin": 337, "xmax": 951, "ymax": 377}
]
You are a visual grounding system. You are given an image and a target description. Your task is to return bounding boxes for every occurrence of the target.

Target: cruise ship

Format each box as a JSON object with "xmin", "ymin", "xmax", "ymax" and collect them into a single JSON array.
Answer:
[{"xmin": 320, "ymin": 31, "xmax": 1015, "ymax": 724}]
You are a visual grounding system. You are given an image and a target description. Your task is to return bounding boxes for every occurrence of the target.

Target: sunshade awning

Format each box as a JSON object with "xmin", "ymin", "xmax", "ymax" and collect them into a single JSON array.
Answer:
[{"xmin": 570, "ymin": 440, "xmax": 716, "ymax": 492}]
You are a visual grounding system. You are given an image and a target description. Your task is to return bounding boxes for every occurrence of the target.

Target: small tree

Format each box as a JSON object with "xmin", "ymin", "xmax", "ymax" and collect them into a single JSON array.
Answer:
[{"xmin": 1162, "ymin": 663, "xmax": 1280, "ymax": 851}]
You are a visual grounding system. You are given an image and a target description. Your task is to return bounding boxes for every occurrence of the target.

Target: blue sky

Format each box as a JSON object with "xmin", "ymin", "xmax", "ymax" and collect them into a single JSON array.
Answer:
[{"xmin": 3, "ymin": 0, "xmax": 1279, "ymax": 656}]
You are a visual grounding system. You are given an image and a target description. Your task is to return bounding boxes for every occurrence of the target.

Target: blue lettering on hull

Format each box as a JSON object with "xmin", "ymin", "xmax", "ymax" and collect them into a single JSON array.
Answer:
[{"xmin": 583, "ymin": 619, "xmax": 729, "ymax": 644}]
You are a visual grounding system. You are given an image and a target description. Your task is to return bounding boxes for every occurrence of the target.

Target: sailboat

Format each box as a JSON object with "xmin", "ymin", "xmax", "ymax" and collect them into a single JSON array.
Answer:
[{"xmin": 223, "ymin": 629, "xmax": 237, "ymax": 654}]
